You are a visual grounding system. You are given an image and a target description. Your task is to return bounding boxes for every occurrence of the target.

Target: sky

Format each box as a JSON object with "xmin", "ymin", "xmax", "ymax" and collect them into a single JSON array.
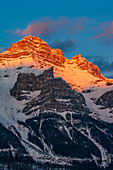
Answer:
[{"xmin": 0, "ymin": 0, "xmax": 113, "ymax": 77}]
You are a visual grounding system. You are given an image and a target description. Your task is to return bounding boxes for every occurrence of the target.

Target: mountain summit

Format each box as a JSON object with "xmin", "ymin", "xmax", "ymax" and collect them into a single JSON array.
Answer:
[
  {"xmin": 0, "ymin": 35, "xmax": 65, "ymax": 67},
  {"xmin": 0, "ymin": 35, "xmax": 111, "ymax": 91}
]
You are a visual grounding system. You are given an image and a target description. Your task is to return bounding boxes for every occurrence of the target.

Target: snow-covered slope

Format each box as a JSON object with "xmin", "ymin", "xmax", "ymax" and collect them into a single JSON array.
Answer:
[{"xmin": 0, "ymin": 35, "xmax": 113, "ymax": 169}]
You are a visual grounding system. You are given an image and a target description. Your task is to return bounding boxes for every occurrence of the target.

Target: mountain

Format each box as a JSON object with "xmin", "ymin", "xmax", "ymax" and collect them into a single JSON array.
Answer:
[
  {"xmin": 0, "ymin": 35, "xmax": 111, "ymax": 91},
  {"xmin": 0, "ymin": 35, "xmax": 113, "ymax": 169}
]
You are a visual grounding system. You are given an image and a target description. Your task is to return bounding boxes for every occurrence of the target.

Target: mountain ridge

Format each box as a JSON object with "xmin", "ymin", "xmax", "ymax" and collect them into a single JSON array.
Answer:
[{"xmin": 0, "ymin": 35, "xmax": 112, "ymax": 91}]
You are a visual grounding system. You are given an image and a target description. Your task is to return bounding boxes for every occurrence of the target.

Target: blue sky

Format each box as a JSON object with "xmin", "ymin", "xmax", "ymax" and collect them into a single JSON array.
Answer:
[{"xmin": 0, "ymin": 0, "xmax": 113, "ymax": 77}]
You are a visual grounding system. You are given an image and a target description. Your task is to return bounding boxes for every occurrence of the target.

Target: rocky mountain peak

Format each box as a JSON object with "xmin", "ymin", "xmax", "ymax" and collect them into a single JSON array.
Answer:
[
  {"xmin": 70, "ymin": 54, "xmax": 105, "ymax": 80},
  {"xmin": 0, "ymin": 35, "xmax": 65, "ymax": 68},
  {"xmin": 4, "ymin": 35, "xmax": 49, "ymax": 53}
]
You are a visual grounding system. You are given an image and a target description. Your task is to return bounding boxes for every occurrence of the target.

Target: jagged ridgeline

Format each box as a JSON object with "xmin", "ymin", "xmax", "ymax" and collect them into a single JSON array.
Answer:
[
  {"xmin": 0, "ymin": 35, "xmax": 110, "ymax": 91},
  {"xmin": 0, "ymin": 36, "xmax": 113, "ymax": 169}
]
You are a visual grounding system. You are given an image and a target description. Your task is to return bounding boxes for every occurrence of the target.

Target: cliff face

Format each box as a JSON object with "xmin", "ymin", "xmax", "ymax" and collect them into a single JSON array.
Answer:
[
  {"xmin": 10, "ymin": 67, "xmax": 54, "ymax": 101},
  {"xmin": 10, "ymin": 69, "xmax": 86, "ymax": 114}
]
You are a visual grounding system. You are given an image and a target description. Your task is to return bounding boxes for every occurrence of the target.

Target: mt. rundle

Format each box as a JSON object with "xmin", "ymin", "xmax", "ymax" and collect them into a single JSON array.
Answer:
[{"xmin": 0, "ymin": 35, "xmax": 113, "ymax": 169}]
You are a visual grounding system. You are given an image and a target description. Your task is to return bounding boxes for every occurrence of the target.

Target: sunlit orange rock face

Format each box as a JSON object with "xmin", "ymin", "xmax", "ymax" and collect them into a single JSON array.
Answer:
[
  {"xmin": 0, "ymin": 35, "xmax": 111, "ymax": 91},
  {"xmin": 0, "ymin": 35, "xmax": 65, "ymax": 67},
  {"xmin": 71, "ymin": 54, "xmax": 105, "ymax": 80}
]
